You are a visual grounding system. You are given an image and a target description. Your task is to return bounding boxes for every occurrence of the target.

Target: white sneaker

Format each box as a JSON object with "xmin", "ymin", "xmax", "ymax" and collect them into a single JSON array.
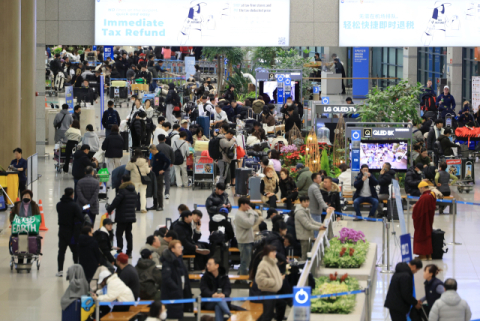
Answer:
[
  {"xmin": 56, "ymin": 271, "xmax": 63, "ymax": 277},
  {"xmin": 165, "ymin": 194, "xmax": 169, "ymax": 199}
]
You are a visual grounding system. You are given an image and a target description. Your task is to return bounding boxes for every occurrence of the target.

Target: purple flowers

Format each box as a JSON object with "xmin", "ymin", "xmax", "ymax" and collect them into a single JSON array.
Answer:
[
  {"xmin": 338, "ymin": 228, "xmax": 366, "ymax": 244},
  {"xmin": 280, "ymin": 144, "xmax": 298, "ymax": 153}
]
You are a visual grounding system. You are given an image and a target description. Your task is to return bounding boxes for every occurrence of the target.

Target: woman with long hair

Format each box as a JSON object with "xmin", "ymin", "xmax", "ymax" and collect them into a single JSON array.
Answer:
[
  {"xmin": 192, "ymin": 127, "xmax": 208, "ymax": 147},
  {"xmin": 126, "ymin": 148, "xmax": 151, "ymax": 213},
  {"xmin": 279, "ymin": 168, "xmax": 298, "ymax": 210},
  {"xmin": 421, "ymin": 264, "xmax": 444, "ymax": 316}
]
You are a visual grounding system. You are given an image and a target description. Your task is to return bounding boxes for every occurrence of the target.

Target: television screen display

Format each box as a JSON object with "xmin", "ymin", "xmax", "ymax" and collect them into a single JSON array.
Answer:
[{"xmin": 359, "ymin": 141, "xmax": 408, "ymax": 170}]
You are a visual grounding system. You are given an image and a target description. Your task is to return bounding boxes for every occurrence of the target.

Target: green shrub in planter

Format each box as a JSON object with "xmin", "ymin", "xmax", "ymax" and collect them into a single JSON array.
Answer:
[
  {"xmin": 311, "ymin": 275, "xmax": 360, "ymax": 314},
  {"xmin": 323, "ymin": 238, "xmax": 370, "ymax": 268}
]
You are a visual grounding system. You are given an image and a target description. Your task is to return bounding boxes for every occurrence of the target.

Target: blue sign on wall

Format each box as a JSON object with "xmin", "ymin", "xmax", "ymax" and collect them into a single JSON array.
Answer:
[
  {"xmin": 278, "ymin": 88, "xmax": 285, "ymax": 104},
  {"xmin": 322, "ymin": 96, "xmax": 330, "ymax": 104},
  {"xmin": 351, "ymin": 130, "xmax": 361, "ymax": 141},
  {"xmin": 293, "ymin": 287, "xmax": 311, "ymax": 321},
  {"xmin": 65, "ymin": 86, "xmax": 74, "ymax": 114},
  {"xmin": 353, "ymin": 47, "xmax": 369, "ymax": 98},
  {"xmin": 103, "ymin": 46, "xmax": 114, "ymax": 60},
  {"xmin": 313, "ymin": 86, "xmax": 320, "ymax": 94}
]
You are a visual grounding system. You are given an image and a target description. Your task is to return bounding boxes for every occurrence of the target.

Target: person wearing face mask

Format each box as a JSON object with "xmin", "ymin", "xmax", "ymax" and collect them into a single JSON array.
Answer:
[
  {"xmin": 9, "ymin": 189, "xmax": 41, "ymax": 225},
  {"xmin": 405, "ymin": 163, "xmax": 429, "ymax": 197},
  {"xmin": 458, "ymin": 104, "xmax": 474, "ymax": 127},
  {"xmin": 145, "ymin": 301, "xmax": 167, "ymax": 321},
  {"xmin": 280, "ymin": 97, "xmax": 294, "ymax": 120}
]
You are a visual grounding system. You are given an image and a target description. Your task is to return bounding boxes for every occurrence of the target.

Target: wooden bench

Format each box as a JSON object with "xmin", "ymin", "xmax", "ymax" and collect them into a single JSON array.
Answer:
[
  {"xmin": 228, "ymin": 301, "xmax": 263, "ymax": 321},
  {"xmin": 101, "ymin": 311, "xmax": 139, "ymax": 321},
  {"xmin": 189, "ymin": 274, "xmax": 250, "ymax": 289}
]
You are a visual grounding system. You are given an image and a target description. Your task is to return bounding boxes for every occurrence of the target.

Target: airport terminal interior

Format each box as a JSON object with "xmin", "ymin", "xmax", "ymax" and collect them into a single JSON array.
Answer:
[{"xmin": 2, "ymin": 0, "xmax": 480, "ymax": 321}]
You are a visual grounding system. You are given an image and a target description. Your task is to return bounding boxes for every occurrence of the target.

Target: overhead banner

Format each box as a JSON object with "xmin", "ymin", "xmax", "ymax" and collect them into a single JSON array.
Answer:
[
  {"xmin": 339, "ymin": 0, "xmax": 480, "ymax": 46},
  {"xmin": 95, "ymin": 0, "xmax": 290, "ymax": 46}
]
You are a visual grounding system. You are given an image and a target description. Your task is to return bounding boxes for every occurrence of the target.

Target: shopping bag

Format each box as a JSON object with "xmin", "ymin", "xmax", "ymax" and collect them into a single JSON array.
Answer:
[
  {"xmin": 11, "ymin": 214, "xmax": 42, "ymax": 236},
  {"xmin": 236, "ymin": 146, "xmax": 246, "ymax": 159}
]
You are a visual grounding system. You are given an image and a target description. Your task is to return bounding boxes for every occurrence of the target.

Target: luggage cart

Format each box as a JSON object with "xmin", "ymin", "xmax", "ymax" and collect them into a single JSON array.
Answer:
[
  {"xmin": 192, "ymin": 154, "xmax": 216, "ymax": 191},
  {"xmin": 9, "ymin": 233, "xmax": 42, "ymax": 273},
  {"xmin": 53, "ymin": 142, "xmax": 76, "ymax": 173},
  {"xmin": 97, "ymin": 168, "xmax": 111, "ymax": 207}
]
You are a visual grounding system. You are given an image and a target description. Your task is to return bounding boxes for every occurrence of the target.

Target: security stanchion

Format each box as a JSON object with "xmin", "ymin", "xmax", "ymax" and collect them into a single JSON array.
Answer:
[
  {"xmin": 406, "ymin": 197, "xmax": 410, "ymax": 234},
  {"xmin": 376, "ymin": 218, "xmax": 387, "ymax": 268},
  {"xmin": 197, "ymin": 296, "xmax": 202, "ymax": 321},
  {"xmin": 95, "ymin": 299, "xmax": 100, "ymax": 321},
  {"xmin": 194, "ymin": 204, "xmax": 198, "ymax": 210},
  {"xmin": 447, "ymin": 199, "xmax": 462, "ymax": 245},
  {"xmin": 380, "ymin": 222, "xmax": 394, "ymax": 274},
  {"xmin": 365, "ymin": 278, "xmax": 371, "ymax": 321}
]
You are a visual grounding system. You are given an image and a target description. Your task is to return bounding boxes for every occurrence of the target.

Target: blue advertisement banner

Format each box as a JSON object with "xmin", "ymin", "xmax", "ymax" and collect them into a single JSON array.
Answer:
[
  {"xmin": 65, "ymin": 86, "xmax": 74, "ymax": 114},
  {"xmin": 104, "ymin": 46, "xmax": 114, "ymax": 60},
  {"xmin": 400, "ymin": 233, "xmax": 413, "ymax": 263},
  {"xmin": 278, "ymin": 88, "xmax": 284, "ymax": 104},
  {"xmin": 100, "ymin": 75, "xmax": 105, "ymax": 130},
  {"xmin": 352, "ymin": 47, "xmax": 369, "ymax": 98}
]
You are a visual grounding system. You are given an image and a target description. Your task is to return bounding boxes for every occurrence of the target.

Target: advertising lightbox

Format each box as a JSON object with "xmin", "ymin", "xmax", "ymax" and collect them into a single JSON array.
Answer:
[
  {"xmin": 339, "ymin": 0, "xmax": 480, "ymax": 46},
  {"xmin": 95, "ymin": 0, "xmax": 290, "ymax": 46}
]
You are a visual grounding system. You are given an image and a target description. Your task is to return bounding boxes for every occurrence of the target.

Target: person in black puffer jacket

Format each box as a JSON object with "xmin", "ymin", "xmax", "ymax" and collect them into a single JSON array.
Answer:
[
  {"xmin": 200, "ymin": 260, "xmax": 232, "ymax": 313},
  {"xmin": 78, "ymin": 225, "xmax": 102, "ymax": 283},
  {"xmin": 205, "ymin": 183, "xmax": 232, "ymax": 217},
  {"xmin": 57, "ymin": 188, "xmax": 85, "ymax": 275},
  {"xmin": 208, "ymin": 208, "xmax": 235, "ymax": 243},
  {"xmin": 93, "ymin": 218, "xmax": 116, "ymax": 269},
  {"xmin": 130, "ymin": 110, "xmax": 147, "ymax": 148},
  {"xmin": 106, "ymin": 175, "xmax": 137, "ymax": 256},
  {"xmin": 72, "ymin": 145, "xmax": 98, "ymax": 197},
  {"xmin": 171, "ymin": 211, "xmax": 200, "ymax": 255},
  {"xmin": 102, "ymin": 124, "xmax": 124, "ymax": 159},
  {"xmin": 384, "ymin": 260, "xmax": 423, "ymax": 320},
  {"xmin": 405, "ymin": 164, "xmax": 424, "ymax": 197},
  {"xmin": 377, "ymin": 163, "xmax": 396, "ymax": 217}
]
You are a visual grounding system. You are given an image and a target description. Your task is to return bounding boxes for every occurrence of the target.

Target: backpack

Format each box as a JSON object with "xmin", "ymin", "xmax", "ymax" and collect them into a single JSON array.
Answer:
[
  {"xmin": 423, "ymin": 94, "xmax": 437, "ymax": 112},
  {"xmin": 106, "ymin": 109, "xmax": 119, "ymax": 129},
  {"xmin": 137, "ymin": 264, "xmax": 159, "ymax": 300},
  {"xmin": 208, "ymin": 136, "xmax": 223, "ymax": 160},
  {"xmin": 173, "ymin": 141, "xmax": 186, "ymax": 165},
  {"xmin": 209, "ymin": 231, "xmax": 229, "ymax": 272},
  {"xmin": 166, "ymin": 132, "xmax": 178, "ymax": 146}
]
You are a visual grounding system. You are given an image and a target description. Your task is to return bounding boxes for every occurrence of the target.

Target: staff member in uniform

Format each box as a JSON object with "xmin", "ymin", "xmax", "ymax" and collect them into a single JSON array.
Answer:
[{"xmin": 9, "ymin": 148, "xmax": 28, "ymax": 194}]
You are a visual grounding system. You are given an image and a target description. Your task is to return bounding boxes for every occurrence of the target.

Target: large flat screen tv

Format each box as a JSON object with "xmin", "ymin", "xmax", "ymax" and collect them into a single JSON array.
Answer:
[{"xmin": 359, "ymin": 140, "xmax": 408, "ymax": 171}]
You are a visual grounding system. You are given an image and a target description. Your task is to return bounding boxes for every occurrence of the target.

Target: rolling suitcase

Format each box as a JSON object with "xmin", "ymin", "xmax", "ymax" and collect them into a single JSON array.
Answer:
[
  {"xmin": 248, "ymin": 176, "xmax": 262, "ymax": 201},
  {"xmin": 235, "ymin": 168, "xmax": 253, "ymax": 195},
  {"xmin": 197, "ymin": 116, "xmax": 211, "ymax": 138},
  {"xmin": 121, "ymin": 131, "xmax": 129, "ymax": 151},
  {"xmin": 109, "ymin": 87, "xmax": 128, "ymax": 99},
  {"xmin": 10, "ymin": 235, "xmax": 42, "ymax": 255},
  {"xmin": 432, "ymin": 229, "xmax": 448, "ymax": 259},
  {"xmin": 62, "ymin": 299, "xmax": 81, "ymax": 321}
]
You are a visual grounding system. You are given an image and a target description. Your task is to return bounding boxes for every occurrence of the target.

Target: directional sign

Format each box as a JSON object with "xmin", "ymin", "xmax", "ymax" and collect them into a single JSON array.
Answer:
[
  {"xmin": 277, "ymin": 75, "xmax": 285, "ymax": 83},
  {"xmin": 285, "ymin": 78, "xmax": 292, "ymax": 86},
  {"xmin": 400, "ymin": 234, "xmax": 413, "ymax": 263},
  {"xmin": 293, "ymin": 287, "xmax": 311, "ymax": 321},
  {"xmin": 351, "ymin": 130, "xmax": 361, "ymax": 142},
  {"xmin": 313, "ymin": 86, "xmax": 320, "ymax": 94},
  {"xmin": 322, "ymin": 96, "xmax": 330, "ymax": 104},
  {"xmin": 278, "ymin": 88, "xmax": 284, "ymax": 104}
]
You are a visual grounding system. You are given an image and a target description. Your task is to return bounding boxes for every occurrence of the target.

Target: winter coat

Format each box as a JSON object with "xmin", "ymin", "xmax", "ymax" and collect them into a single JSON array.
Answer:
[
  {"xmin": 436, "ymin": 93, "xmax": 456, "ymax": 118},
  {"xmin": 308, "ymin": 182, "xmax": 328, "ymax": 215},
  {"xmin": 438, "ymin": 135, "xmax": 459, "ymax": 156},
  {"xmin": 135, "ymin": 258, "xmax": 162, "ymax": 300},
  {"xmin": 77, "ymin": 234, "xmax": 102, "ymax": 282},
  {"xmin": 97, "ymin": 273, "xmax": 135, "ymax": 302},
  {"xmin": 338, "ymin": 169, "xmax": 352, "ymax": 188},
  {"xmin": 255, "ymin": 256, "xmax": 283, "ymax": 293},
  {"xmin": 209, "ymin": 214, "xmax": 235, "ymax": 243},
  {"xmin": 262, "ymin": 113, "xmax": 276, "ymax": 126},
  {"xmin": 427, "ymin": 127, "xmax": 445, "ymax": 150},
  {"xmin": 76, "ymin": 175, "xmax": 100, "ymax": 215},
  {"xmin": 384, "ymin": 262, "xmax": 418, "ymax": 314},
  {"xmin": 429, "ymin": 290, "xmax": 472, "ymax": 321},
  {"xmin": 72, "ymin": 150, "xmax": 96, "ymax": 180},
  {"xmin": 106, "ymin": 182, "xmax": 137, "ymax": 223},
  {"xmin": 285, "ymin": 110, "xmax": 302, "ymax": 132},
  {"xmin": 139, "ymin": 243, "xmax": 161, "ymax": 265},
  {"xmin": 412, "ymin": 129, "xmax": 424, "ymax": 144},
  {"xmin": 160, "ymin": 249, "xmax": 193, "ymax": 319},
  {"xmin": 172, "ymin": 220, "xmax": 198, "ymax": 255},
  {"xmin": 378, "ymin": 169, "xmax": 396, "ymax": 196},
  {"xmin": 294, "ymin": 206, "xmax": 323, "ymax": 241},
  {"xmin": 56, "ymin": 196, "xmax": 84, "ymax": 242},
  {"xmin": 126, "ymin": 158, "xmax": 150, "ymax": 185},
  {"xmin": 296, "ymin": 167, "xmax": 313, "ymax": 197},
  {"xmin": 82, "ymin": 132, "xmax": 100, "ymax": 152},
  {"xmin": 222, "ymin": 104, "xmax": 236, "ymax": 123},
  {"xmin": 205, "ymin": 191, "xmax": 231, "ymax": 216},
  {"xmin": 265, "ymin": 231, "xmax": 287, "ymax": 273},
  {"xmin": 420, "ymin": 119, "xmax": 433, "ymax": 134},
  {"xmin": 117, "ymin": 264, "xmax": 140, "ymax": 300},
  {"xmin": 93, "ymin": 226, "xmax": 115, "ymax": 264},
  {"xmin": 54, "ymin": 109, "xmax": 74, "ymax": 142},
  {"xmin": 200, "ymin": 267, "xmax": 232, "ymax": 308},
  {"xmin": 319, "ymin": 181, "xmax": 341, "ymax": 211},
  {"xmin": 102, "ymin": 132, "xmax": 124, "ymax": 158},
  {"xmin": 130, "ymin": 118, "xmax": 146, "ymax": 146},
  {"xmin": 405, "ymin": 166, "xmax": 423, "ymax": 195},
  {"xmin": 252, "ymin": 99, "xmax": 265, "ymax": 115},
  {"xmin": 145, "ymin": 171, "xmax": 158, "ymax": 199},
  {"xmin": 279, "ymin": 178, "xmax": 297, "ymax": 198},
  {"xmin": 353, "ymin": 173, "xmax": 379, "ymax": 200},
  {"xmin": 111, "ymin": 165, "xmax": 128, "ymax": 190},
  {"xmin": 65, "ymin": 127, "xmax": 82, "ymax": 143},
  {"xmin": 234, "ymin": 209, "xmax": 261, "ymax": 244},
  {"xmin": 9, "ymin": 200, "xmax": 40, "ymax": 223},
  {"xmin": 165, "ymin": 83, "xmax": 181, "ymax": 107}
]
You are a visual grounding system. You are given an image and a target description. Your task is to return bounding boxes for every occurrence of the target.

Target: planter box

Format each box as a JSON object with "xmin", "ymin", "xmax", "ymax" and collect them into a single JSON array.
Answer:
[{"xmin": 317, "ymin": 243, "xmax": 377, "ymax": 281}]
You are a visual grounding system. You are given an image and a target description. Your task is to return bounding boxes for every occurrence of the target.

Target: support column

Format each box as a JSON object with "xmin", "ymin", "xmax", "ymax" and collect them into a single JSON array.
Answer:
[
  {"xmin": 0, "ymin": 1, "xmax": 22, "ymax": 168},
  {"xmin": 447, "ymin": 47, "xmax": 463, "ymax": 109},
  {"xmin": 21, "ymin": 0, "xmax": 37, "ymax": 158},
  {"xmin": 403, "ymin": 47, "xmax": 418, "ymax": 86}
]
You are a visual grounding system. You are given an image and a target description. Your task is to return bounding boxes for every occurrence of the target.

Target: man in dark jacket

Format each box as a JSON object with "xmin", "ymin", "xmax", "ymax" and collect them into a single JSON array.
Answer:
[
  {"xmin": 156, "ymin": 134, "xmax": 174, "ymax": 199},
  {"xmin": 436, "ymin": 85, "xmax": 456, "ymax": 119},
  {"xmin": 130, "ymin": 110, "xmax": 147, "ymax": 148},
  {"xmin": 135, "ymin": 248, "xmax": 162, "ymax": 300},
  {"xmin": 377, "ymin": 163, "xmax": 396, "ymax": 217},
  {"xmin": 137, "ymin": 65, "xmax": 152, "ymax": 84},
  {"xmin": 334, "ymin": 58, "xmax": 346, "ymax": 94},
  {"xmin": 115, "ymin": 55, "xmax": 128, "ymax": 78},
  {"xmin": 172, "ymin": 211, "xmax": 201, "ymax": 255},
  {"xmin": 56, "ymin": 187, "xmax": 84, "ymax": 277},
  {"xmin": 319, "ymin": 177, "xmax": 342, "ymax": 213},
  {"xmin": 437, "ymin": 129, "xmax": 460, "ymax": 156},
  {"xmin": 285, "ymin": 106, "xmax": 302, "ymax": 132},
  {"xmin": 107, "ymin": 175, "xmax": 137, "ymax": 257},
  {"xmin": 231, "ymin": 100, "xmax": 248, "ymax": 120},
  {"xmin": 78, "ymin": 225, "xmax": 102, "ymax": 283},
  {"xmin": 427, "ymin": 119, "xmax": 444, "ymax": 150},
  {"xmin": 222, "ymin": 102, "xmax": 236, "ymax": 123},
  {"xmin": 200, "ymin": 257, "xmax": 232, "ymax": 319},
  {"xmin": 116, "ymin": 252, "xmax": 140, "ymax": 300},
  {"xmin": 266, "ymin": 221, "xmax": 288, "ymax": 273},
  {"xmin": 420, "ymin": 116, "xmax": 433, "ymax": 135},
  {"xmin": 384, "ymin": 259, "xmax": 423, "ymax": 321},
  {"xmin": 148, "ymin": 144, "xmax": 171, "ymax": 211},
  {"xmin": 353, "ymin": 164, "xmax": 379, "ymax": 220},
  {"xmin": 102, "ymin": 100, "xmax": 121, "ymax": 137},
  {"xmin": 93, "ymin": 218, "xmax": 116, "ymax": 270},
  {"xmin": 111, "ymin": 165, "xmax": 128, "ymax": 191},
  {"xmin": 209, "ymin": 208, "xmax": 235, "ymax": 243},
  {"xmin": 72, "ymin": 144, "xmax": 98, "ymax": 200},
  {"xmin": 205, "ymin": 183, "xmax": 232, "ymax": 217},
  {"xmin": 224, "ymin": 85, "xmax": 236, "ymax": 103},
  {"xmin": 76, "ymin": 166, "xmax": 100, "ymax": 225},
  {"xmin": 161, "ymin": 240, "xmax": 193, "ymax": 320},
  {"xmin": 405, "ymin": 164, "xmax": 425, "ymax": 197}
]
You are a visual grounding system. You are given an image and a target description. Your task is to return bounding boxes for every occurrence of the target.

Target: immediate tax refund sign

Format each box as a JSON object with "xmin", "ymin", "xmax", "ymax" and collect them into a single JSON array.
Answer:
[
  {"xmin": 339, "ymin": 0, "xmax": 480, "ymax": 46},
  {"xmin": 95, "ymin": 0, "xmax": 290, "ymax": 46}
]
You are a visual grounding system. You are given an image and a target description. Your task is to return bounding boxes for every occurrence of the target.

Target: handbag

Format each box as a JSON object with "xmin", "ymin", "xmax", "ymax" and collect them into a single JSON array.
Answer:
[{"xmin": 136, "ymin": 164, "xmax": 151, "ymax": 185}]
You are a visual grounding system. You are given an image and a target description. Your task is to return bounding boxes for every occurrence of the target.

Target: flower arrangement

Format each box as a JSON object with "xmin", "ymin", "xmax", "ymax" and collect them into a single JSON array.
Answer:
[
  {"xmin": 311, "ymin": 275, "xmax": 360, "ymax": 314},
  {"xmin": 323, "ymin": 237, "xmax": 369, "ymax": 268},
  {"xmin": 338, "ymin": 228, "xmax": 366, "ymax": 244}
]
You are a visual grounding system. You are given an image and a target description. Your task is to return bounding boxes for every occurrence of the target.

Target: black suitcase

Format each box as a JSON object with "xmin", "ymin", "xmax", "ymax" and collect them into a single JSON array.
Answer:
[
  {"xmin": 109, "ymin": 87, "xmax": 128, "ymax": 99},
  {"xmin": 386, "ymin": 199, "xmax": 399, "ymax": 221},
  {"xmin": 121, "ymin": 131, "xmax": 129, "ymax": 151},
  {"xmin": 235, "ymin": 168, "xmax": 253, "ymax": 195},
  {"xmin": 432, "ymin": 229, "xmax": 448, "ymax": 259}
]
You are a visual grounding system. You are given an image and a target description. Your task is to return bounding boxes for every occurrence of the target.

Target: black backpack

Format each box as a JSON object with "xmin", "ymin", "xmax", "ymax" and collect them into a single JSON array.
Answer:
[
  {"xmin": 166, "ymin": 132, "xmax": 178, "ymax": 146},
  {"xmin": 209, "ymin": 230, "xmax": 229, "ymax": 273},
  {"xmin": 208, "ymin": 136, "xmax": 223, "ymax": 160},
  {"xmin": 106, "ymin": 109, "xmax": 119, "ymax": 129},
  {"xmin": 173, "ymin": 141, "xmax": 186, "ymax": 165},
  {"xmin": 423, "ymin": 94, "xmax": 437, "ymax": 112},
  {"xmin": 434, "ymin": 139, "xmax": 444, "ymax": 156}
]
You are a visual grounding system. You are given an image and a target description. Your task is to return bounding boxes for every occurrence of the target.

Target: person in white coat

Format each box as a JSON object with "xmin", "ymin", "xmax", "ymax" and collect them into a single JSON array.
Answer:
[
  {"xmin": 337, "ymin": 163, "xmax": 352, "ymax": 190},
  {"xmin": 91, "ymin": 270, "xmax": 135, "ymax": 318},
  {"xmin": 428, "ymin": 278, "xmax": 471, "ymax": 321}
]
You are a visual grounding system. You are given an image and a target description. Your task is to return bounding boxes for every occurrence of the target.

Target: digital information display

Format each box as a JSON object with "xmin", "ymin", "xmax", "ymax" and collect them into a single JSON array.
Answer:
[
  {"xmin": 339, "ymin": 0, "xmax": 480, "ymax": 46},
  {"xmin": 95, "ymin": 0, "xmax": 290, "ymax": 46}
]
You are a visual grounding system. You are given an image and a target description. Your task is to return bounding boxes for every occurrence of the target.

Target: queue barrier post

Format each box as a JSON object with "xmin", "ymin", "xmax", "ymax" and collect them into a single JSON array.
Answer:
[
  {"xmin": 447, "ymin": 199, "xmax": 462, "ymax": 245},
  {"xmin": 197, "ymin": 296, "xmax": 202, "ymax": 321},
  {"xmin": 376, "ymin": 218, "xmax": 387, "ymax": 268},
  {"xmin": 194, "ymin": 204, "xmax": 198, "ymax": 210},
  {"xmin": 95, "ymin": 299, "xmax": 100, "ymax": 321},
  {"xmin": 380, "ymin": 221, "xmax": 394, "ymax": 274},
  {"xmin": 365, "ymin": 278, "xmax": 371, "ymax": 321},
  {"xmin": 406, "ymin": 197, "xmax": 410, "ymax": 234}
]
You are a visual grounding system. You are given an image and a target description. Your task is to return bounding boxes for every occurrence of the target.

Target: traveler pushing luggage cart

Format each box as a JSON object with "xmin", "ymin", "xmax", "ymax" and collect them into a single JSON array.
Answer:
[
  {"xmin": 192, "ymin": 152, "xmax": 216, "ymax": 191},
  {"xmin": 53, "ymin": 142, "xmax": 78, "ymax": 173}
]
